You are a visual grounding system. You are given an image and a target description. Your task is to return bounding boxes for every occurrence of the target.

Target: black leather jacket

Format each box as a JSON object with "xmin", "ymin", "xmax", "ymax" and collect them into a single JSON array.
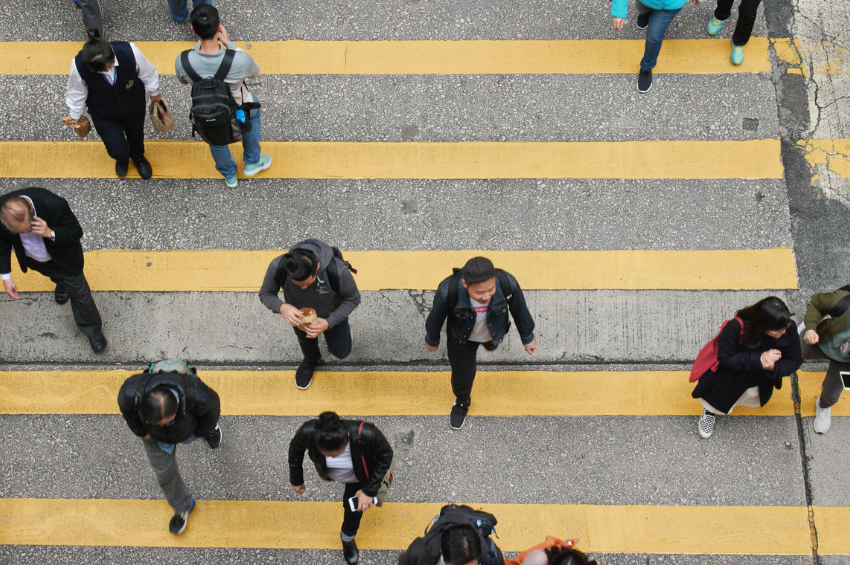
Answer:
[{"xmin": 288, "ymin": 419, "xmax": 393, "ymax": 497}]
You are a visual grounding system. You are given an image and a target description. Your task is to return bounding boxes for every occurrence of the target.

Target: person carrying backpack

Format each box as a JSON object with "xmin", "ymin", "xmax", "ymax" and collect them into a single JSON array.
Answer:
[
  {"xmin": 398, "ymin": 504, "xmax": 505, "ymax": 565},
  {"xmin": 174, "ymin": 5, "xmax": 271, "ymax": 188},
  {"xmin": 800, "ymin": 286, "xmax": 850, "ymax": 434},
  {"xmin": 117, "ymin": 360, "xmax": 222, "ymax": 535},
  {"xmin": 289, "ymin": 412, "xmax": 394, "ymax": 565},
  {"xmin": 424, "ymin": 257, "xmax": 537, "ymax": 429},
  {"xmin": 259, "ymin": 239, "xmax": 361, "ymax": 389}
]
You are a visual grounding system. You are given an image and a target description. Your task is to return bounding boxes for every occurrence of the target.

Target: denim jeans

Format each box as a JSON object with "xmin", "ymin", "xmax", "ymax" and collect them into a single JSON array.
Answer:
[
  {"xmin": 294, "ymin": 319, "xmax": 353, "ymax": 363},
  {"xmin": 167, "ymin": 0, "xmax": 213, "ymax": 22},
  {"xmin": 208, "ymin": 108, "xmax": 262, "ymax": 179},
  {"xmin": 636, "ymin": 0, "xmax": 682, "ymax": 71}
]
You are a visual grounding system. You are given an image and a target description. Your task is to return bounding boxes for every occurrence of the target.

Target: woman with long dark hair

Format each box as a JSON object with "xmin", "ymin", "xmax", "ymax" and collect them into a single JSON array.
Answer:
[{"xmin": 692, "ymin": 296, "xmax": 802, "ymax": 438}]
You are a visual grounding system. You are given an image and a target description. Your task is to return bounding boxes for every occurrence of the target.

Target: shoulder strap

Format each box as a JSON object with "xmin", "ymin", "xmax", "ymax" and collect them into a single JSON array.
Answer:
[
  {"xmin": 447, "ymin": 269, "xmax": 463, "ymax": 311},
  {"xmin": 214, "ymin": 49, "xmax": 236, "ymax": 81},
  {"xmin": 327, "ymin": 259, "xmax": 340, "ymax": 293},
  {"xmin": 132, "ymin": 373, "xmax": 156, "ymax": 409},
  {"xmin": 733, "ymin": 316, "xmax": 744, "ymax": 342},
  {"xmin": 828, "ymin": 294, "xmax": 850, "ymax": 318},
  {"xmin": 495, "ymin": 269, "xmax": 512, "ymax": 304},
  {"xmin": 180, "ymin": 50, "xmax": 203, "ymax": 83}
]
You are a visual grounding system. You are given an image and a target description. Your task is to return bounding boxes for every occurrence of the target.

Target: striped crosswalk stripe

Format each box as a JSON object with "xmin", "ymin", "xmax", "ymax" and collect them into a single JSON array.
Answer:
[{"xmin": 0, "ymin": 39, "xmax": 772, "ymax": 76}]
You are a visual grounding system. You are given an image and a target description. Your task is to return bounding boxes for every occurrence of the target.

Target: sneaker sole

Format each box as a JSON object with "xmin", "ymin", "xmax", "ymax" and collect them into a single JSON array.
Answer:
[
  {"xmin": 208, "ymin": 425, "xmax": 223, "ymax": 448},
  {"xmin": 450, "ymin": 419, "xmax": 465, "ymax": 430},
  {"xmin": 243, "ymin": 158, "xmax": 272, "ymax": 177},
  {"xmin": 637, "ymin": 82, "xmax": 653, "ymax": 94},
  {"xmin": 225, "ymin": 180, "xmax": 238, "ymax": 188},
  {"xmin": 295, "ymin": 378, "xmax": 313, "ymax": 390},
  {"xmin": 171, "ymin": 499, "xmax": 194, "ymax": 535}
]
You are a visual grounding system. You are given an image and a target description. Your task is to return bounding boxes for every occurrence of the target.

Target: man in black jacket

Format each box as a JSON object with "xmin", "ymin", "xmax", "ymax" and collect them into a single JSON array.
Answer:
[
  {"xmin": 259, "ymin": 239, "xmax": 361, "ymax": 389},
  {"xmin": 0, "ymin": 187, "xmax": 106, "ymax": 353},
  {"xmin": 289, "ymin": 412, "xmax": 394, "ymax": 565},
  {"xmin": 117, "ymin": 361, "xmax": 222, "ymax": 535}
]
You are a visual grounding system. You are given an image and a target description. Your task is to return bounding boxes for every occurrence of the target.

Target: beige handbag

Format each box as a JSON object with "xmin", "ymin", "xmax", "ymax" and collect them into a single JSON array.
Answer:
[{"xmin": 148, "ymin": 98, "xmax": 175, "ymax": 132}]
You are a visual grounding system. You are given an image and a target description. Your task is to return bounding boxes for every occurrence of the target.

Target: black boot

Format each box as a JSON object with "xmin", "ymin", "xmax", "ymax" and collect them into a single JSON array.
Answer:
[{"xmin": 342, "ymin": 538, "xmax": 359, "ymax": 565}]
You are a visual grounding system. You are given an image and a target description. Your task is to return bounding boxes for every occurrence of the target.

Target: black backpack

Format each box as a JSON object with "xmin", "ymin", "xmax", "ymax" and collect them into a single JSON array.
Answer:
[
  {"xmin": 129, "ymin": 360, "xmax": 199, "ymax": 414},
  {"xmin": 274, "ymin": 246, "xmax": 357, "ymax": 294},
  {"xmin": 180, "ymin": 49, "xmax": 243, "ymax": 146},
  {"xmin": 447, "ymin": 268, "xmax": 513, "ymax": 311},
  {"xmin": 405, "ymin": 504, "xmax": 502, "ymax": 565}
]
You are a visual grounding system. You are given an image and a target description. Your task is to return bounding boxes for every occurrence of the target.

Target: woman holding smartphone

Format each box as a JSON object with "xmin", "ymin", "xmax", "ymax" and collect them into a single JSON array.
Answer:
[
  {"xmin": 288, "ymin": 412, "xmax": 394, "ymax": 565},
  {"xmin": 801, "ymin": 286, "xmax": 850, "ymax": 434},
  {"xmin": 692, "ymin": 297, "xmax": 802, "ymax": 438}
]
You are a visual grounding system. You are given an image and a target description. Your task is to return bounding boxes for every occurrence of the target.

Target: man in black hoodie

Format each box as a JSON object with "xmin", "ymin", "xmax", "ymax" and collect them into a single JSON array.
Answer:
[
  {"xmin": 117, "ymin": 360, "xmax": 222, "ymax": 535},
  {"xmin": 259, "ymin": 239, "xmax": 361, "ymax": 389}
]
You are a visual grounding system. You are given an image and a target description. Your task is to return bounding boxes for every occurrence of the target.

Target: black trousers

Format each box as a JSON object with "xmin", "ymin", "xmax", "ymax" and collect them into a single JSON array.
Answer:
[
  {"xmin": 28, "ymin": 260, "xmax": 102, "ymax": 339},
  {"xmin": 294, "ymin": 319, "xmax": 352, "ymax": 363},
  {"xmin": 341, "ymin": 481, "xmax": 366, "ymax": 537},
  {"xmin": 714, "ymin": 0, "xmax": 762, "ymax": 46},
  {"xmin": 447, "ymin": 339, "xmax": 481, "ymax": 399},
  {"xmin": 90, "ymin": 104, "xmax": 146, "ymax": 163}
]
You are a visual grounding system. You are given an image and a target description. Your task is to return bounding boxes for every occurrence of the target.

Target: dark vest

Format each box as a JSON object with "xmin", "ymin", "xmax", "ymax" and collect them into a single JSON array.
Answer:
[{"xmin": 74, "ymin": 41, "xmax": 145, "ymax": 119}]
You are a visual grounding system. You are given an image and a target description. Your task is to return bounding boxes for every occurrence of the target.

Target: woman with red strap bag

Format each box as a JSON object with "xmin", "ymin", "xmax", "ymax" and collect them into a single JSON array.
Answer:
[{"xmin": 691, "ymin": 297, "xmax": 802, "ymax": 439}]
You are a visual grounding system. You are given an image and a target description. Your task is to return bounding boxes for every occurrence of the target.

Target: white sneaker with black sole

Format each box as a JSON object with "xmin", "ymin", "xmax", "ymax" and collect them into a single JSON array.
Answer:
[
  {"xmin": 814, "ymin": 396, "xmax": 832, "ymax": 434},
  {"xmin": 698, "ymin": 409, "xmax": 716, "ymax": 439}
]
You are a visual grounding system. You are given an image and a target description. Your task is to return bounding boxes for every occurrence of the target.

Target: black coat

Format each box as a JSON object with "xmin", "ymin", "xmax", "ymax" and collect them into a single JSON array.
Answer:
[
  {"xmin": 288, "ymin": 419, "xmax": 393, "ymax": 497},
  {"xmin": 0, "ymin": 187, "xmax": 85, "ymax": 275},
  {"xmin": 692, "ymin": 318, "xmax": 803, "ymax": 413},
  {"xmin": 117, "ymin": 371, "xmax": 221, "ymax": 444}
]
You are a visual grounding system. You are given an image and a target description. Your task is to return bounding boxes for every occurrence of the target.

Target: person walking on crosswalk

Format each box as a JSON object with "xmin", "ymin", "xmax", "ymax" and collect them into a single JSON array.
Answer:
[
  {"xmin": 0, "ymin": 187, "xmax": 107, "ymax": 353},
  {"xmin": 800, "ymin": 287, "xmax": 850, "ymax": 434},
  {"xmin": 117, "ymin": 360, "xmax": 222, "ymax": 535},
  {"xmin": 289, "ymin": 412, "xmax": 394, "ymax": 565},
  {"xmin": 692, "ymin": 297, "xmax": 802, "ymax": 438},
  {"xmin": 65, "ymin": 37, "xmax": 161, "ymax": 179},
  {"xmin": 705, "ymin": 0, "xmax": 763, "ymax": 65},
  {"xmin": 611, "ymin": 0, "xmax": 687, "ymax": 93},
  {"xmin": 425, "ymin": 257, "xmax": 537, "ymax": 429},
  {"xmin": 259, "ymin": 239, "xmax": 361, "ymax": 389}
]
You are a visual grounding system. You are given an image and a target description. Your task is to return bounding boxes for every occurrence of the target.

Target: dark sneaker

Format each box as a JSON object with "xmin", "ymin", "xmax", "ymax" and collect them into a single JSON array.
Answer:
[
  {"xmin": 133, "ymin": 157, "xmax": 153, "ymax": 180},
  {"xmin": 450, "ymin": 397, "xmax": 470, "ymax": 430},
  {"xmin": 169, "ymin": 498, "xmax": 195, "ymax": 535},
  {"xmin": 54, "ymin": 284, "xmax": 70, "ymax": 305},
  {"xmin": 205, "ymin": 424, "xmax": 222, "ymax": 449},
  {"xmin": 482, "ymin": 341, "xmax": 499, "ymax": 351},
  {"xmin": 89, "ymin": 329, "xmax": 107, "ymax": 354},
  {"xmin": 342, "ymin": 538, "xmax": 359, "ymax": 565},
  {"xmin": 115, "ymin": 158, "xmax": 129, "ymax": 177},
  {"xmin": 295, "ymin": 359, "xmax": 320, "ymax": 389},
  {"xmin": 637, "ymin": 70, "xmax": 653, "ymax": 93},
  {"xmin": 636, "ymin": 12, "xmax": 650, "ymax": 29}
]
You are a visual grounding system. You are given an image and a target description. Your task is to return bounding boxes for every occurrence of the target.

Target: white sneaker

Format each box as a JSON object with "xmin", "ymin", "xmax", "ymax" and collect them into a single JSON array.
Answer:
[
  {"xmin": 698, "ymin": 409, "xmax": 716, "ymax": 439},
  {"xmin": 814, "ymin": 396, "xmax": 832, "ymax": 434}
]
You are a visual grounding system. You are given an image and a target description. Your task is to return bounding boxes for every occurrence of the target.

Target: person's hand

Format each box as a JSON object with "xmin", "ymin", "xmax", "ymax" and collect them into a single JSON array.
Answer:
[
  {"xmin": 3, "ymin": 279, "xmax": 18, "ymax": 300},
  {"xmin": 150, "ymin": 94, "xmax": 162, "ymax": 103},
  {"xmin": 30, "ymin": 217, "xmax": 52, "ymax": 238},
  {"xmin": 217, "ymin": 24, "xmax": 231, "ymax": 44},
  {"xmin": 292, "ymin": 484, "xmax": 306, "ymax": 495},
  {"xmin": 613, "ymin": 17, "xmax": 625, "ymax": 31},
  {"xmin": 760, "ymin": 349, "xmax": 782, "ymax": 371},
  {"xmin": 355, "ymin": 489, "xmax": 373, "ymax": 511},
  {"xmin": 425, "ymin": 340, "xmax": 438, "ymax": 352},
  {"xmin": 524, "ymin": 339, "xmax": 537, "ymax": 355},
  {"xmin": 304, "ymin": 318, "xmax": 329, "ymax": 338},
  {"xmin": 280, "ymin": 304, "xmax": 303, "ymax": 327},
  {"xmin": 803, "ymin": 330, "xmax": 820, "ymax": 345},
  {"xmin": 142, "ymin": 433, "xmax": 151, "ymax": 440}
]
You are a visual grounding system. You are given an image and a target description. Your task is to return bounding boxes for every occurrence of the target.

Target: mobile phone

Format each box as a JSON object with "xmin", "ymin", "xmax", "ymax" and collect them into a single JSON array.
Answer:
[
  {"xmin": 347, "ymin": 495, "xmax": 378, "ymax": 512},
  {"xmin": 840, "ymin": 371, "xmax": 850, "ymax": 391}
]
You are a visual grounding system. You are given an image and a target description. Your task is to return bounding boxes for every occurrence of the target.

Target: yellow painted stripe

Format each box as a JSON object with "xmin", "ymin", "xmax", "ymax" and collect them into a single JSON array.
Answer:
[
  {"xmin": 798, "ymin": 371, "xmax": 850, "ymax": 417},
  {"xmin": 0, "ymin": 38, "xmax": 771, "ymax": 75},
  {"xmin": 0, "ymin": 140, "xmax": 783, "ymax": 180},
  {"xmin": 0, "ymin": 370, "xmax": 797, "ymax": 417},
  {"xmin": 0, "ymin": 498, "xmax": 811, "ymax": 554},
  {"xmin": 8, "ymin": 248, "xmax": 798, "ymax": 292},
  {"xmin": 812, "ymin": 506, "xmax": 850, "ymax": 555}
]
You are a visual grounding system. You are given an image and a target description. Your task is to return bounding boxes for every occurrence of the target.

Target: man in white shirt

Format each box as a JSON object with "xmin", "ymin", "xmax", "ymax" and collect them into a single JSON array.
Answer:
[{"xmin": 66, "ymin": 38, "xmax": 161, "ymax": 179}]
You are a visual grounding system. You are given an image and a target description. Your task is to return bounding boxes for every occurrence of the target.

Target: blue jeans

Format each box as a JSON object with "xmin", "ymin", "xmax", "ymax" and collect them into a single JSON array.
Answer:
[
  {"xmin": 167, "ymin": 0, "xmax": 213, "ymax": 23},
  {"xmin": 208, "ymin": 108, "xmax": 262, "ymax": 179},
  {"xmin": 637, "ymin": 0, "xmax": 682, "ymax": 71}
]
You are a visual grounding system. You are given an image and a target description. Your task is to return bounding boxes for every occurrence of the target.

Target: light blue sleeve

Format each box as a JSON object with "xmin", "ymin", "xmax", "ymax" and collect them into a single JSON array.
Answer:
[{"xmin": 611, "ymin": 0, "xmax": 629, "ymax": 19}]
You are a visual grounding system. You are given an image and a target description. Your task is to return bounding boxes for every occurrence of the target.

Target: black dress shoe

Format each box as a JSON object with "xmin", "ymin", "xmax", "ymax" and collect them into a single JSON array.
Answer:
[
  {"xmin": 54, "ymin": 285, "xmax": 70, "ymax": 305},
  {"xmin": 115, "ymin": 158, "xmax": 129, "ymax": 177},
  {"xmin": 89, "ymin": 329, "xmax": 107, "ymax": 354},
  {"xmin": 133, "ymin": 157, "xmax": 153, "ymax": 180},
  {"xmin": 342, "ymin": 539, "xmax": 359, "ymax": 565}
]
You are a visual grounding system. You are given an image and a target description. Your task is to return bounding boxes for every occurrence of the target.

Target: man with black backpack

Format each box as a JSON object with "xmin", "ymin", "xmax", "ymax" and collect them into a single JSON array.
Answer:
[
  {"xmin": 174, "ymin": 5, "xmax": 271, "ymax": 188},
  {"xmin": 259, "ymin": 239, "xmax": 361, "ymax": 389},
  {"xmin": 117, "ymin": 360, "xmax": 222, "ymax": 535},
  {"xmin": 398, "ymin": 504, "xmax": 505, "ymax": 565},
  {"xmin": 425, "ymin": 257, "xmax": 537, "ymax": 429}
]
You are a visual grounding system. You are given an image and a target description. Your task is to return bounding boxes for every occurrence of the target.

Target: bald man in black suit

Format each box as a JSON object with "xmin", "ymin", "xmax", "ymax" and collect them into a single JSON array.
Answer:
[{"xmin": 0, "ymin": 187, "xmax": 106, "ymax": 353}]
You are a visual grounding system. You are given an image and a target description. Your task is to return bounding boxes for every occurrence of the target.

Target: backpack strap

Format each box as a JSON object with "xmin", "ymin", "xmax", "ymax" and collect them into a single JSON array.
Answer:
[
  {"xmin": 828, "ymin": 294, "xmax": 850, "ymax": 319},
  {"xmin": 447, "ymin": 269, "xmax": 463, "ymax": 311},
  {"xmin": 179, "ymin": 50, "xmax": 203, "ymax": 83},
  {"xmin": 132, "ymin": 372, "xmax": 156, "ymax": 410},
  {"xmin": 733, "ymin": 316, "xmax": 744, "ymax": 342},
  {"xmin": 495, "ymin": 269, "xmax": 513, "ymax": 305},
  {"xmin": 214, "ymin": 49, "xmax": 236, "ymax": 81}
]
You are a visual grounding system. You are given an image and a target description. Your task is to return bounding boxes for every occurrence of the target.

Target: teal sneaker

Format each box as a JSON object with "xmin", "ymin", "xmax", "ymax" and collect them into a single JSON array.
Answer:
[
  {"xmin": 707, "ymin": 17, "xmax": 724, "ymax": 36},
  {"xmin": 730, "ymin": 44, "xmax": 744, "ymax": 66},
  {"xmin": 225, "ymin": 175, "xmax": 238, "ymax": 188},
  {"xmin": 244, "ymin": 154, "xmax": 272, "ymax": 177}
]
